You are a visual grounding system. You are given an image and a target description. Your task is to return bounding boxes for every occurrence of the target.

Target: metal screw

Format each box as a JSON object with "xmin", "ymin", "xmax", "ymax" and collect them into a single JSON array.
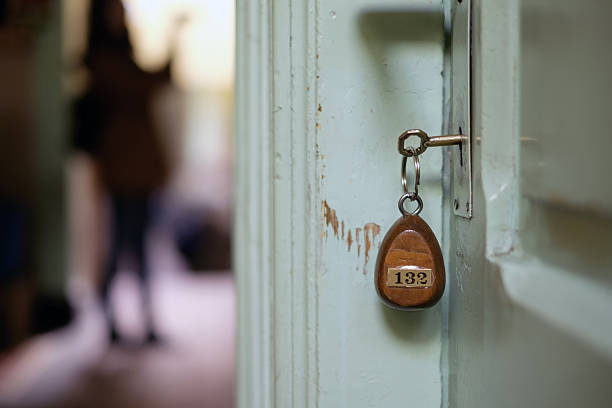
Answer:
[{"xmin": 453, "ymin": 199, "xmax": 459, "ymax": 210}]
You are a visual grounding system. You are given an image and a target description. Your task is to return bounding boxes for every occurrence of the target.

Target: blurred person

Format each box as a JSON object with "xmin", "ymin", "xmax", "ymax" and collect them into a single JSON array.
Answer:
[{"xmin": 72, "ymin": 0, "xmax": 170, "ymax": 344}]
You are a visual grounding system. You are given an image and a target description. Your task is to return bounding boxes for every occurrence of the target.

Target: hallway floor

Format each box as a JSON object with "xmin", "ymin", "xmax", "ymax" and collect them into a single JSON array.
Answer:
[{"xmin": 0, "ymin": 233, "xmax": 234, "ymax": 408}]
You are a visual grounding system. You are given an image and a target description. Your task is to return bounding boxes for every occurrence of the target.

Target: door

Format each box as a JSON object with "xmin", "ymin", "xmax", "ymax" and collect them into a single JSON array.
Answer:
[
  {"xmin": 235, "ymin": 0, "xmax": 446, "ymax": 406},
  {"xmin": 235, "ymin": 0, "xmax": 612, "ymax": 407},
  {"xmin": 448, "ymin": 0, "xmax": 612, "ymax": 407}
]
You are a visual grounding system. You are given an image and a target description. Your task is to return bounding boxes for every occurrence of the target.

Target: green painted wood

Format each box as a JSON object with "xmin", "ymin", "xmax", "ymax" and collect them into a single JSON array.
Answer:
[
  {"xmin": 448, "ymin": 1, "xmax": 612, "ymax": 407},
  {"xmin": 236, "ymin": 1, "xmax": 448, "ymax": 407}
]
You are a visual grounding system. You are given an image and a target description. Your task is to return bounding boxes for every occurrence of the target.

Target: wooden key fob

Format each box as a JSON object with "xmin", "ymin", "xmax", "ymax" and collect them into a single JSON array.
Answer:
[
  {"xmin": 375, "ymin": 214, "xmax": 445, "ymax": 310},
  {"xmin": 376, "ymin": 129, "xmax": 453, "ymax": 310}
]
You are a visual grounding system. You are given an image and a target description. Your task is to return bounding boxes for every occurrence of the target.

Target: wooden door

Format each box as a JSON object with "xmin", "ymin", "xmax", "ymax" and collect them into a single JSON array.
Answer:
[
  {"xmin": 448, "ymin": 0, "xmax": 612, "ymax": 407},
  {"xmin": 235, "ymin": 0, "xmax": 447, "ymax": 407}
]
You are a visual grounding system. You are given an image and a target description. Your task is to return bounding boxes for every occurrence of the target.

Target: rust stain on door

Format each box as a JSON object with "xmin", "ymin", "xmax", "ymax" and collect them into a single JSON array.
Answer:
[
  {"xmin": 322, "ymin": 200, "xmax": 339, "ymax": 237},
  {"xmin": 347, "ymin": 229, "xmax": 353, "ymax": 251},
  {"xmin": 363, "ymin": 223, "xmax": 381, "ymax": 275},
  {"xmin": 321, "ymin": 200, "xmax": 382, "ymax": 275}
]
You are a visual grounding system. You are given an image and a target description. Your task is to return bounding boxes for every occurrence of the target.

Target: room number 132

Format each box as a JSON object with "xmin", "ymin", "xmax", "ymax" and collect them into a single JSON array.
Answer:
[{"xmin": 387, "ymin": 268, "xmax": 432, "ymax": 288}]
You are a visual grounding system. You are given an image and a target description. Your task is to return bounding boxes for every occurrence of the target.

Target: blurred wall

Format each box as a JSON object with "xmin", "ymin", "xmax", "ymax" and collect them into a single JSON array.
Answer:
[
  {"xmin": 0, "ymin": 2, "xmax": 68, "ymax": 296},
  {"xmin": 32, "ymin": 0, "xmax": 68, "ymax": 297},
  {"xmin": 0, "ymin": 0, "xmax": 69, "ymax": 349}
]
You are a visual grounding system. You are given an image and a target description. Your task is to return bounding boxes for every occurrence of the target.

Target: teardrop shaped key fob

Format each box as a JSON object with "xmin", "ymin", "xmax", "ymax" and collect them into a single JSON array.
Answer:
[{"xmin": 375, "ymin": 214, "xmax": 445, "ymax": 310}]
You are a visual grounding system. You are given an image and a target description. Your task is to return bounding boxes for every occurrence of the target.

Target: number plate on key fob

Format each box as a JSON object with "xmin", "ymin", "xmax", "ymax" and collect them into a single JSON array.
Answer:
[{"xmin": 386, "ymin": 267, "xmax": 432, "ymax": 288}]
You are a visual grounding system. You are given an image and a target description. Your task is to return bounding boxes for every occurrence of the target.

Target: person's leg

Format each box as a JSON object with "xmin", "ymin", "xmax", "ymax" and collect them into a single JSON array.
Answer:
[
  {"xmin": 101, "ymin": 197, "xmax": 123, "ymax": 342},
  {"xmin": 127, "ymin": 196, "xmax": 158, "ymax": 343}
]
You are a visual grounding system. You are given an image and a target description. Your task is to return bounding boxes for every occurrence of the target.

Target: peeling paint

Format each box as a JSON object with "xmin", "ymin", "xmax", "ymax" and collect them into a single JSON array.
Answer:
[
  {"xmin": 322, "ymin": 200, "xmax": 339, "ymax": 237},
  {"xmin": 347, "ymin": 229, "xmax": 353, "ymax": 252},
  {"xmin": 320, "ymin": 200, "xmax": 382, "ymax": 275},
  {"xmin": 363, "ymin": 223, "xmax": 381, "ymax": 275}
]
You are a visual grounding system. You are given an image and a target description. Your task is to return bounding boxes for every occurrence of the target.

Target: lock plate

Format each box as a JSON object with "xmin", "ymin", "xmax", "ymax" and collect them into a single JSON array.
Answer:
[{"xmin": 451, "ymin": 0, "xmax": 472, "ymax": 218}]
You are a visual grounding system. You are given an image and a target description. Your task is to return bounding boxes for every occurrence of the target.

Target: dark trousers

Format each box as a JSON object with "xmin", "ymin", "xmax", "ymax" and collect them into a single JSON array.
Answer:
[{"xmin": 100, "ymin": 195, "xmax": 155, "ymax": 338}]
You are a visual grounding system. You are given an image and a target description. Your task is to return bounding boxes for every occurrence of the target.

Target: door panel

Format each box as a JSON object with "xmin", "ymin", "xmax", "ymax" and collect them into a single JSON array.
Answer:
[
  {"xmin": 236, "ymin": 1, "xmax": 447, "ymax": 407},
  {"xmin": 317, "ymin": 2, "xmax": 444, "ymax": 406},
  {"xmin": 449, "ymin": 1, "xmax": 612, "ymax": 407}
]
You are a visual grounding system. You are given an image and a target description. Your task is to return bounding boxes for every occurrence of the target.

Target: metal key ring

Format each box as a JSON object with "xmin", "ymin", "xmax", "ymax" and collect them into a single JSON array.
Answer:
[
  {"xmin": 398, "ymin": 129, "xmax": 429, "ymax": 157},
  {"xmin": 398, "ymin": 192, "xmax": 423, "ymax": 216},
  {"xmin": 401, "ymin": 151, "xmax": 420, "ymax": 195}
]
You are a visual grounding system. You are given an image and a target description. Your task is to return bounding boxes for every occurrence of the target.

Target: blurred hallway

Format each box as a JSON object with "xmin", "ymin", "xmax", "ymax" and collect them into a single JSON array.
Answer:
[
  {"xmin": 0, "ymin": 228, "xmax": 234, "ymax": 408},
  {"xmin": 0, "ymin": 1, "xmax": 235, "ymax": 406}
]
